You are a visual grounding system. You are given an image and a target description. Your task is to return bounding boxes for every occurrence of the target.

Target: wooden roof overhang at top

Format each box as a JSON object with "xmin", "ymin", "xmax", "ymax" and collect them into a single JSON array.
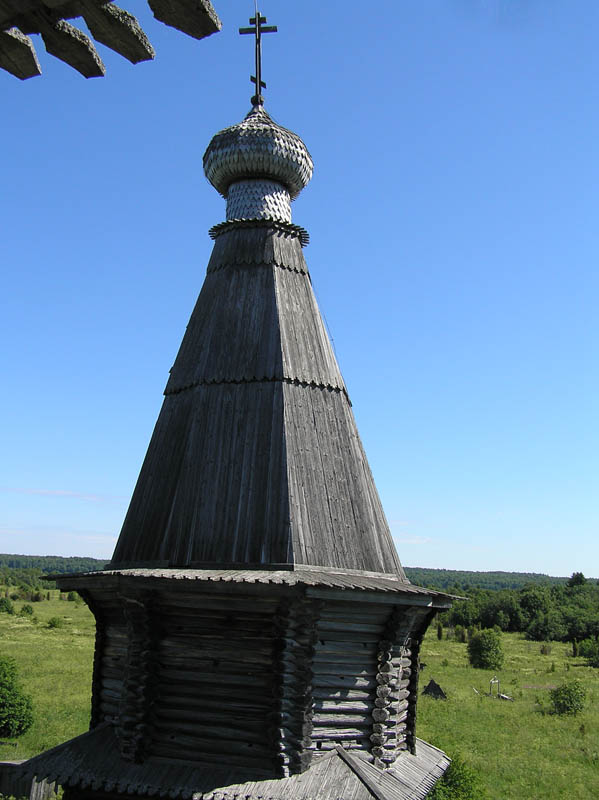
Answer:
[{"xmin": 0, "ymin": 0, "xmax": 220, "ymax": 80}]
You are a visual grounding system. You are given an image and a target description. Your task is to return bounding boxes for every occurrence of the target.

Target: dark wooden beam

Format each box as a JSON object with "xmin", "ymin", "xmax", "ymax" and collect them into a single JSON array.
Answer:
[
  {"xmin": 0, "ymin": 1, "xmax": 220, "ymax": 79},
  {"xmin": 0, "ymin": 27, "xmax": 40, "ymax": 78}
]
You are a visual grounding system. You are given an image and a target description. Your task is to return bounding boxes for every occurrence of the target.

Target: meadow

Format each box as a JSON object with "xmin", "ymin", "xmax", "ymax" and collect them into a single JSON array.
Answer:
[
  {"xmin": 418, "ymin": 629, "xmax": 599, "ymax": 799},
  {"xmin": 0, "ymin": 592, "xmax": 94, "ymax": 761},
  {"xmin": 1, "ymin": 594, "xmax": 598, "ymax": 798}
]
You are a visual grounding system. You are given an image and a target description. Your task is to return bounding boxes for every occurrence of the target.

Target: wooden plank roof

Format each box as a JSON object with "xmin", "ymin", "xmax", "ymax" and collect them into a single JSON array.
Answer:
[
  {"xmin": 20, "ymin": 723, "xmax": 450, "ymax": 800},
  {"xmin": 0, "ymin": 0, "xmax": 220, "ymax": 79},
  {"xmin": 54, "ymin": 567, "xmax": 454, "ymax": 605},
  {"xmin": 109, "ymin": 225, "xmax": 406, "ymax": 578}
]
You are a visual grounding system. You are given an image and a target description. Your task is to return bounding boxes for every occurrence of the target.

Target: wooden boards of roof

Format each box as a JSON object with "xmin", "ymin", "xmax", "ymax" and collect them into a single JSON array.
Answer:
[{"xmin": 110, "ymin": 225, "xmax": 404, "ymax": 577}]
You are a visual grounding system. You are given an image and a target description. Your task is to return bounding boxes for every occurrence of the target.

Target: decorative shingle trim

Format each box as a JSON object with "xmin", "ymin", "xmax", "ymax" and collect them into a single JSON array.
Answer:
[{"xmin": 209, "ymin": 218, "xmax": 309, "ymax": 247}]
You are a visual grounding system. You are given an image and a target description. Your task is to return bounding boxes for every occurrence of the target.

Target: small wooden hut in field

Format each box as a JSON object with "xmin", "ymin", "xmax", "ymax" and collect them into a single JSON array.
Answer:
[{"xmin": 22, "ymin": 32, "xmax": 452, "ymax": 799}]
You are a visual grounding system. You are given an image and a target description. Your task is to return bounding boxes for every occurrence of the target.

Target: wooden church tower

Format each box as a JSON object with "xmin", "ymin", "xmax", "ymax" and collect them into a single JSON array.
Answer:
[{"xmin": 24, "ymin": 12, "xmax": 451, "ymax": 800}]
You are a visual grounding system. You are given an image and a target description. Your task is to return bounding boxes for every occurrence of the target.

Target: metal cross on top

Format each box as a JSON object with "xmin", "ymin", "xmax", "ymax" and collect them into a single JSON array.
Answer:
[{"xmin": 239, "ymin": 7, "xmax": 277, "ymax": 106}]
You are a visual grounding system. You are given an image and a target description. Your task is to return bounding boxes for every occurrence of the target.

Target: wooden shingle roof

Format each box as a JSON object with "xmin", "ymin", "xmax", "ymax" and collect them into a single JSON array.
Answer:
[
  {"xmin": 54, "ymin": 567, "xmax": 455, "ymax": 605},
  {"xmin": 110, "ymin": 224, "xmax": 406, "ymax": 578},
  {"xmin": 21, "ymin": 723, "xmax": 450, "ymax": 800}
]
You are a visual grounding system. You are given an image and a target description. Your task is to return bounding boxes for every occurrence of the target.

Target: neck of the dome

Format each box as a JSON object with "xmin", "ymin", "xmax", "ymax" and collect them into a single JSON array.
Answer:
[{"xmin": 225, "ymin": 178, "xmax": 292, "ymax": 223}]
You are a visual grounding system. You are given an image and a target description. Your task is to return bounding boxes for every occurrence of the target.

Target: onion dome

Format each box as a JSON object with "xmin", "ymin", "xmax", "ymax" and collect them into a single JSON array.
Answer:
[{"xmin": 203, "ymin": 105, "xmax": 313, "ymax": 200}]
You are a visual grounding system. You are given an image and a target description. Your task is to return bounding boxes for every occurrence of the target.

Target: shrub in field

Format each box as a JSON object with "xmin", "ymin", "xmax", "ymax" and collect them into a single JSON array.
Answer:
[
  {"xmin": 429, "ymin": 754, "xmax": 487, "ymax": 799},
  {"xmin": 47, "ymin": 616, "xmax": 64, "ymax": 629},
  {"xmin": 0, "ymin": 597, "xmax": 14, "ymax": 615},
  {"xmin": 0, "ymin": 656, "xmax": 34, "ymax": 738},
  {"xmin": 578, "ymin": 638, "xmax": 599, "ymax": 666},
  {"xmin": 467, "ymin": 629, "xmax": 504, "ymax": 670},
  {"xmin": 540, "ymin": 643, "xmax": 552, "ymax": 655},
  {"xmin": 550, "ymin": 679, "xmax": 586, "ymax": 716},
  {"xmin": 67, "ymin": 591, "xmax": 78, "ymax": 602},
  {"xmin": 19, "ymin": 604, "xmax": 34, "ymax": 616},
  {"xmin": 454, "ymin": 625, "xmax": 467, "ymax": 643}
]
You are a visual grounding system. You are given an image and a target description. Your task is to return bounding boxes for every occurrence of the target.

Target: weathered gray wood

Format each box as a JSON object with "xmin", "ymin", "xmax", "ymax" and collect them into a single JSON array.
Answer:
[
  {"xmin": 19, "ymin": 118, "xmax": 454, "ymax": 797},
  {"xmin": 38, "ymin": 18, "xmax": 105, "ymax": 77},
  {"xmin": 81, "ymin": 1, "xmax": 155, "ymax": 63},
  {"xmin": 110, "ymin": 223, "xmax": 405, "ymax": 576},
  {"xmin": 0, "ymin": 27, "xmax": 40, "ymax": 78},
  {"xmin": 148, "ymin": 0, "xmax": 221, "ymax": 41}
]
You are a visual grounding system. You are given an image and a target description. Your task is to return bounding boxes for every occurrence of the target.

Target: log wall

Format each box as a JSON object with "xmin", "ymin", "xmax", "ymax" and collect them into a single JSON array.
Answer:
[
  {"xmin": 82, "ymin": 582, "xmax": 439, "ymax": 775},
  {"xmin": 147, "ymin": 592, "xmax": 281, "ymax": 772}
]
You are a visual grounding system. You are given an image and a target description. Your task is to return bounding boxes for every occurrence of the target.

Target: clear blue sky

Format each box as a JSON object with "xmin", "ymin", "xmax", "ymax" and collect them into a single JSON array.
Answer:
[{"xmin": 1, "ymin": 1, "xmax": 597, "ymax": 576}]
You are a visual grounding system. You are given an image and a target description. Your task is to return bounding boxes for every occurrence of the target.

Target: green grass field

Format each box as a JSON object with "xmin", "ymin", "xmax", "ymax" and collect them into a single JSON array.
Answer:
[
  {"xmin": 0, "ymin": 594, "xmax": 94, "ymax": 761},
  {"xmin": 1, "ymin": 597, "xmax": 598, "ymax": 798},
  {"xmin": 418, "ymin": 629, "xmax": 599, "ymax": 799}
]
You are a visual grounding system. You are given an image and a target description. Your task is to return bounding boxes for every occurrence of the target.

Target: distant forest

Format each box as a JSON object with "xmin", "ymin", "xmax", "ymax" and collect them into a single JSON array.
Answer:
[
  {"xmin": 0, "ymin": 554, "xmax": 107, "ymax": 589},
  {"xmin": 0, "ymin": 555, "xmax": 590, "ymax": 590},
  {"xmin": 0, "ymin": 554, "xmax": 108, "ymax": 573},
  {"xmin": 404, "ymin": 567, "xmax": 577, "ymax": 591}
]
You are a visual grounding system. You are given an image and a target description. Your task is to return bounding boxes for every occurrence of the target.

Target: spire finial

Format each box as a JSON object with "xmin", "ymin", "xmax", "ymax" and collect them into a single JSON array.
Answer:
[{"xmin": 239, "ymin": 4, "xmax": 277, "ymax": 107}]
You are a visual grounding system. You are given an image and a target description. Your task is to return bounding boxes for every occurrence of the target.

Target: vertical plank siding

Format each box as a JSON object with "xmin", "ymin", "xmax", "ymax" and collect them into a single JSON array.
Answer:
[
  {"xmin": 283, "ymin": 384, "xmax": 404, "ymax": 574},
  {"xmin": 110, "ymin": 225, "xmax": 406, "ymax": 578}
]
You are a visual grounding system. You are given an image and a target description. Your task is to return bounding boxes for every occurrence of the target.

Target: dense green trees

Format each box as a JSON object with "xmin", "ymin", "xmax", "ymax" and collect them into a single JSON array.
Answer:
[
  {"xmin": 405, "ymin": 567, "xmax": 578, "ymax": 592},
  {"xmin": 440, "ymin": 574, "xmax": 599, "ymax": 648},
  {"xmin": 0, "ymin": 656, "xmax": 33, "ymax": 738},
  {"xmin": 0, "ymin": 554, "xmax": 107, "ymax": 573}
]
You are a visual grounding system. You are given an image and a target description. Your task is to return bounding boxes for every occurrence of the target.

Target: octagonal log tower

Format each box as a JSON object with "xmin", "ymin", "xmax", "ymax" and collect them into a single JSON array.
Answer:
[{"xmin": 23, "ymin": 104, "xmax": 452, "ymax": 800}]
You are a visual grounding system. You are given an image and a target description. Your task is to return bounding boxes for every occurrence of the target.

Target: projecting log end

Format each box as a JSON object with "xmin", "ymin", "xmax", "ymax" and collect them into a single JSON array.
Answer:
[
  {"xmin": 82, "ymin": 3, "xmax": 155, "ymax": 64},
  {"xmin": 148, "ymin": 0, "xmax": 222, "ymax": 41},
  {"xmin": 0, "ymin": 28, "xmax": 41, "ymax": 79},
  {"xmin": 40, "ymin": 19, "xmax": 105, "ymax": 78}
]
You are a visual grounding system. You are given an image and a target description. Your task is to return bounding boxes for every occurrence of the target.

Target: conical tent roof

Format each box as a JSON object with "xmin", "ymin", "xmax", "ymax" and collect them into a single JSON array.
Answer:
[{"xmin": 110, "ymin": 107, "xmax": 406, "ymax": 580}]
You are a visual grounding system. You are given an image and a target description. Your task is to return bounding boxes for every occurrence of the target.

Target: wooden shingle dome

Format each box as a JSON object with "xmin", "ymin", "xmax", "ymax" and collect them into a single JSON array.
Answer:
[{"xmin": 203, "ymin": 105, "xmax": 313, "ymax": 199}]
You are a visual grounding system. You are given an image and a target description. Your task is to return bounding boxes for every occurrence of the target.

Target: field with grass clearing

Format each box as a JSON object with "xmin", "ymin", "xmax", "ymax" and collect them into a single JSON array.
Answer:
[
  {"xmin": 419, "ymin": 629, "xmax": 599, "ymax": 798},
  {"xmin": 1, "ymin": 597, "xmax": 598, "ymax": 798},
  {"xmin": 0, "ymin": 592, "xmax": 94, "ymax": 761}
]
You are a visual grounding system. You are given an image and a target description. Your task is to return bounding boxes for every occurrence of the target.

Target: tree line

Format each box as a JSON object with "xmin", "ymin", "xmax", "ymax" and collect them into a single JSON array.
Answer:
[
  {"xmin": 438, "ymin": 572, "xmax": 599, "ymax": 650},
  {"xmin": 405, "ymin": 567, "xmax": 579, "ymax": 592},
  {"xmin": 0, "ymin": 554, "xmax": 107, "ymax": 573}
]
